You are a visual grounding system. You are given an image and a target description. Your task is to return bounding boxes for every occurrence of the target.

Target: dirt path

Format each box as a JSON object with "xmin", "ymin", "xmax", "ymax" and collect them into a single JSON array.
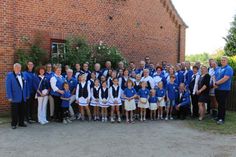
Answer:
[{"xmin": 0, "ymin": 120, "xmax": 236, "ymax": 157}]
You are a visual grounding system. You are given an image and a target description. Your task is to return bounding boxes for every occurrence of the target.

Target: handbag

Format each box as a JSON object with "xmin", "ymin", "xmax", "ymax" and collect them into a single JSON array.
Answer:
[{"xmin": 35, "ymin": 78, "xmax": 43, "ymax": 99}]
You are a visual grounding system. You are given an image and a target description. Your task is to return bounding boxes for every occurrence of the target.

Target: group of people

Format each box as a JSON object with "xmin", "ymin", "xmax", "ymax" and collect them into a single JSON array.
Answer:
[{"xmin": 6, "ymin": 56, "xmax": 234, "ymax": 129}]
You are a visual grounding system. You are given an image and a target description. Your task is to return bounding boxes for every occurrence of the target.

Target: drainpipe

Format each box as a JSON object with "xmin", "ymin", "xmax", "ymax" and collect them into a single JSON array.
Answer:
[{"xmin": 177, "ymin": 24, "xmax": 181, "ymax": 63}]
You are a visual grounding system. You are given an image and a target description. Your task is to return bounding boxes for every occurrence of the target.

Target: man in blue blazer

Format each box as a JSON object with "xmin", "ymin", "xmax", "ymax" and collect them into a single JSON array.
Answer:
[{"xmin": 6, "ymin": 63, "xmax": 28, "ymax": 129}]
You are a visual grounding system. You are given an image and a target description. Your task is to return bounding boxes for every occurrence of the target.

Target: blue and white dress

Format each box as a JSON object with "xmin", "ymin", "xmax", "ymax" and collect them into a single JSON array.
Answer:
[
  {"xmin": 75, "ymin": 81, "xmax": 91, "ymax": 106},
  {"xmin": 99, "ymin": 87, "xmax": 110, "ymax": 108},
  {"xmin": 90, "ymin": 86, "xmax": 100, "ymax": 107},
  {"xmin": 109, "ymin": 85, "xmax": 122, "ymax": 106}
]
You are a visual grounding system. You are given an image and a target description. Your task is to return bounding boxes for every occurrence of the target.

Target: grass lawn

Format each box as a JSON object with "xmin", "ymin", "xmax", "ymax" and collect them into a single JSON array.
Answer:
[{"xmin": 186, "ymin": 111, "xmax": 236, "ymax": 135}]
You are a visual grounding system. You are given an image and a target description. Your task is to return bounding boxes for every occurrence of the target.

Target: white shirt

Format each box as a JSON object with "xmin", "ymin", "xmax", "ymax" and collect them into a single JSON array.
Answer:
[
  {"xmin": 50, "ymin": 74, "xmax": 63, "ymax": 92},
  {"xmin": 16, "ymin": 73, "xmax": 23, "ymax": 89},
  {"xmin": 192, "ymin": 74, "xmax": 200, "ymax": 95},
  {"xmin": 141, "ymin": 76, "xmax": 154, "ymax": 89},
  {"xmin": 153, "ymin": 75, "xmax": 162, "ymax": 87}
]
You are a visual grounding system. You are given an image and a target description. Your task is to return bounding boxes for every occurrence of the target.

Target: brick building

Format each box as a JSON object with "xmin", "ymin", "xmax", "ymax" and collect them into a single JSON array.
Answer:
[{"xmin": 0, "ymin": 0, "xmax": 187, "ymax": 112}]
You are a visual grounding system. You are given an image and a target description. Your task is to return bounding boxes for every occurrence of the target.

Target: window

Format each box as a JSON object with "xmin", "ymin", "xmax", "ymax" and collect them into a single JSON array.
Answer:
[{"xmin": 51, "ymin": 39, "xmax": 66, "ymax": 63}]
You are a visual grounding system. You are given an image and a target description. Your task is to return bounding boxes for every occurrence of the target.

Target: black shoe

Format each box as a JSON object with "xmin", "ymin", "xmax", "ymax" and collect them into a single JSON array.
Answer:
[
  {"xmin": 12, "ymin": 126, "xmax": 16, "ymax": 129},
  {"xmin": 19, "ymin": 124, "xmax": 27, "ymax": 127}
]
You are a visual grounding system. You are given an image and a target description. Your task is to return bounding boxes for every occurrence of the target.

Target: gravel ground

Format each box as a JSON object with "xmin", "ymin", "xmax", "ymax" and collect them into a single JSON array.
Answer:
[{"xmin": 0, "ymin": 120, "xmax": 236, "ymax": 157}]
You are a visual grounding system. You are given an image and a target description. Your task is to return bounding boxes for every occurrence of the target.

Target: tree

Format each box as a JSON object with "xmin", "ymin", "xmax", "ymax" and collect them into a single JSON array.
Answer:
[{"xmin": 224, "ymin": 14, "xmax": 236, "ymax": 56}]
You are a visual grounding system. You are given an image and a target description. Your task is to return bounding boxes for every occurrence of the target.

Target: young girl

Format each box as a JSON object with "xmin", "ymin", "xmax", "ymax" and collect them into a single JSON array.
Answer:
[
  {"xmin": 149, "ymin": 89, "xmax": 158, "ymax": 120},
  {"xmin": 137, "ymin": 81, "xmax": 150, "ymax": 121},
  {"xmin": 76, "ymin": 74, "xmax": 92, "ymax": 121},
  {"xmin": 109, "ymin": 78, "xmax": 122, "ymax": 123},
  {"xmin": 123, "ymin": 79, "xmax": 137, "ymax": 123},
  {"xmin": 99, "ymin": 81, "xmax": 110, "ymax": 122},
  {"xmin": 89, "ymin": 72, "xmax": 96, "ymax": 88},
  {"xmin": 107, "ymin": 70, "xmax": 117, "ymax": 88},
  {"xmin": 60, "ymin": 82, "xmax": 72, "ymax": 124},
  {"xmin": 90, "ymin": 79, "xmax": 100, "ymax": 121},
  {"xmin": 166, "ymin": 75, "xmax": 178, "ymax": 120},
  {"xmin": 156, "ymin": 81, "xmax": 166, "ymax": 120}
]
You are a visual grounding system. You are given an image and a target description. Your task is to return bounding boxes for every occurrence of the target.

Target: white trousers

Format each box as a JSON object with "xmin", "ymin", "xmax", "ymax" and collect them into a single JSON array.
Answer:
[{"xmin": 37, "ymin": 96, "xmax": 48, "ymax": 123}]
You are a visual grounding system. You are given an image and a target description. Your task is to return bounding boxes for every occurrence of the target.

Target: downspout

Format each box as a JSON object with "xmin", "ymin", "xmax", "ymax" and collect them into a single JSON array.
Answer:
[{"xmin": 177, "ymin": 24, "xmax": 181, "ymax": 63}]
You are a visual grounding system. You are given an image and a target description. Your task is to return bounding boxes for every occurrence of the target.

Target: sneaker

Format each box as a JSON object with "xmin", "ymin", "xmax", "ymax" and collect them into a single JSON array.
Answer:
[
  {"xmin": 63, "ymin": 119, "xmax": 67, "ymax": 124},
  {"xmin": 96, "ymin": 116, "xmax": 100, "ymax": 121},
  {"xmin": 111, "ymin": 118, "xmax": 115, "ymax": 123},
  {"xmin": 160, "ymin": 117, "xmax": 164, "ymax": 120},
  {"xmin": 217, "ymin": 119, "xmax": 224, "ymax": 125},
  {"xmin": 76, "ymin": 113, "xmax": 81, "ymax": 120},
  {"xmin": 140, "ymin": 118, "xmax": 143, "ymax": 122},
  {"xmin": 170, "ymin": 117, "xmax": 173, "ymax": 120},
  {"xmin": 94, "ymin": 116, "xmax": 97, "ymax": 121},
  {"xmin": 102, "ymin": 117, "xmax": 105, "ymax": 122},
  {"xmin": 118, "ymin": 117, "xmax": 121, "ymax": 123},
  {"xmin": 67, "ymin": 119, "xmax": 72, "ymax": 123},
  {"xmin": 70, "ymin": 116, "xmax": 76, "ymax": 121},
  {"xmin": 165, "ymin": 117, "xmax": 168, "ymax": 121},
  {"xmin": 143, "ymin": 117, "xmax": 146, "ymax": 121},
  {"xmin": 105, "ymin": 117, "xmax": 108, "ymax": 122}
]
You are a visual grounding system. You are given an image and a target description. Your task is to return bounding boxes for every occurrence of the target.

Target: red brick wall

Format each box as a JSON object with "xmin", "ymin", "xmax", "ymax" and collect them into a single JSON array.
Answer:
[{"xmin": 0, "ymin": 0, "xmax": 186, "ymax": 113}]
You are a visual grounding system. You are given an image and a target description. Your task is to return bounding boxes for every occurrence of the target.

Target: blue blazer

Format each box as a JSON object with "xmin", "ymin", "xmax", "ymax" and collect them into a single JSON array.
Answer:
[{"xmin": 5, "ymin": 72, "xmax": 28, "ymax": 103}]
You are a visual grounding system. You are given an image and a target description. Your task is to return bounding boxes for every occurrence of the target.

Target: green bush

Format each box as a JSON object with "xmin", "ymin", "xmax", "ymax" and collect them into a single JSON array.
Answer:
[
  {"xmin": 92, "ymin": 42, "xmax": 127, "ymax": 69},
  {"xmin": 62, "ymin": 36, "xmax": 92, "ymax": 66},
  {"xmin": 16, "ymin": 33, "xmax": 47, "ymax": 70}
]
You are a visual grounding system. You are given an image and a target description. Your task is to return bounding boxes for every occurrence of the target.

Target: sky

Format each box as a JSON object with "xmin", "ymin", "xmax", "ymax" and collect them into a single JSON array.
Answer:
[{"xmin": 172, "ymin": 0, "xmax": 236, "ymax": 55}]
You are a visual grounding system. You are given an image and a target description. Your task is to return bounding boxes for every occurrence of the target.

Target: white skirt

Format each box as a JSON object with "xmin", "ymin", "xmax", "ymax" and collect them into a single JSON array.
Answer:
[
  {"xmin": 100, "ymin": 98, "xmax": 110, "ymax": 108},
  {"xmin": 90, "ymin": 98, "xmax": 100, "ymax": 107},
  {"xmin": 158, "ymin": 97, "xmax": 166, "ymax": 107},
  {"xmin": 77, "ymin": 97, "xmax": 89, "ymax": 106},
  {"xmin": 138, "ymin": 98, "xmax": 149, "ymax": 108},
  {"xmin": 149, "ymin": 103, "xmax": 158, "ymax": 110},
  {"xmin": 124, "ymin": 99, "xmax": 136, "ymax": 111},
  {"xmin": 109, "ymin": 98, "xmax": 122, "ymax": 106}
]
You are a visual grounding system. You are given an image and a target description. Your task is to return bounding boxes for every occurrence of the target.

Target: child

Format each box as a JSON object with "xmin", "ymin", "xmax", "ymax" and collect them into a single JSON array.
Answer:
[
  {"xmin": 89, "ymin": 72, "xmax": 96, "ymax": 88},
  {"xmin": 137, "ymin": 81, "xmax": 150, "ymax": 121},
  {"xmin": 156, "ymin": 81, "xmax": 166, "ymax": 120},
  {"xmin": 75, "ymin": 74, "xmax": 92, "ymax": 121},
  {"xmin": 60, "ymin": 82, "xmax": 72, "ymax": 124},
  {"xmin": 99, "ymin": 81, "xmax": 110, "ymax": 122},
  {"xmin": 123, "ymin": 79, "xmax": 137, "ymax": 123},
  {"xmin": 166, "ymin": 75, "xmax": 178, "ymax": 120},
  {"xmin": 107, "ymin": 70, "xmax": 117, "ymax": 88},
  {"xmin": 149, "ymin": 89, "xmax": 158, "ymax": 120},
  {"xmin": 109, "ymin": 78, "xmax": 122, "ymax": 123},
  {"xmin": 90, "ymin": 79, "xmax": 100, "ymax": 121}
]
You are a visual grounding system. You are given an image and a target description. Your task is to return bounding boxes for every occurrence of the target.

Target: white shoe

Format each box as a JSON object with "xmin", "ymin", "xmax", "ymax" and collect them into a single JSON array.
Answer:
[
  {"xmin": 102, "ymin": 117, "xmax": 105, "ymax": 122},
  {"xmin": 111, "ymin": 118, "xmax": 115, "ymax": 123},
  {"xmin": 63, "ymin": 119, "xmax": 68, "ymax": 124},
  {"xmin": 165, "ymin": 117, "xmax": 168, "ymax": 121},
  {"xmin": 170, "ymin": 117, "xmax": 173, "ymax": 120},
  {"xmin": 118, "ymin": 117, "xmax": 121, "ymax": 123},
  {"xmin": 67, "ymin": 119, "xmax": 72, "ymax": 123},
  {"xmin": 39, "ymin": 121, "xmax": 46, "ymax": 125},
  {"xmin": 105, "ymin": 117, "xmax": 108, "ymax": 122}
]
